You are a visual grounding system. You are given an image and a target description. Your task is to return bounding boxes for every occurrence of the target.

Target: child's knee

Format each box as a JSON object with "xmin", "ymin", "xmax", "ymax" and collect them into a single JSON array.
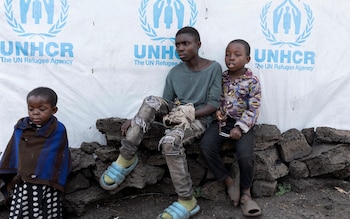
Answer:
[
  {"xmin": 143, "ymin": 95, "xmax": 162, "ymax": 111},
  {"xmin": 158, "ymin": 129, "xmax": 185, "ymax": 156},
  {"xmin": 238, "ymin": 156, "xmax": 255, "ymax": 169}
]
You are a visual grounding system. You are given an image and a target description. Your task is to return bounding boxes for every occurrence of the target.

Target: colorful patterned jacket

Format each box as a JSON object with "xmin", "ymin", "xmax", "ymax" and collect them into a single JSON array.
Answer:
[{"xmin": 221, "ymin": 68, "xmax": 261, "ymax": 133}]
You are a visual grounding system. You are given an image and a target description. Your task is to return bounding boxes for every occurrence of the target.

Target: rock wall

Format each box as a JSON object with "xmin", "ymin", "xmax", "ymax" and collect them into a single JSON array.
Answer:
[{"xmin": 2, "ymin": 118, "xmax": 350, "ymax": 216}]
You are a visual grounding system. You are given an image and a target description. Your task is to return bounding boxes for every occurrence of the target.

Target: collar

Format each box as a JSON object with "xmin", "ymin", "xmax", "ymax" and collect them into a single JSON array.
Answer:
[{"xmin": 15, "ymin": 116, "xmax": 57, "ymax": 137}]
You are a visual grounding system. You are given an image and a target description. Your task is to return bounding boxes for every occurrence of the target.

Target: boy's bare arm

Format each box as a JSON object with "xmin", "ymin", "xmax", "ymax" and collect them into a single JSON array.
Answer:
[{"xmin": 195, "ymin": 105, "xmax": 217, "ymax": 119}]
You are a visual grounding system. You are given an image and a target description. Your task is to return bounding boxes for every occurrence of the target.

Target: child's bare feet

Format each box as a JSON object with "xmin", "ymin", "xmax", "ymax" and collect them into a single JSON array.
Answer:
[{"xmin": 224, "ymin": 176, "xmax": 240, "ymax": 206}]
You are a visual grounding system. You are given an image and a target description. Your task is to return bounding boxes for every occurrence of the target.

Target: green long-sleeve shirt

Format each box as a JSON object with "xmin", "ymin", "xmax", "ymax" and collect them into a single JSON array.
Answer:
[{"xmin": 163, "ymin": 61, "xmax": 222, "ymax": 125}]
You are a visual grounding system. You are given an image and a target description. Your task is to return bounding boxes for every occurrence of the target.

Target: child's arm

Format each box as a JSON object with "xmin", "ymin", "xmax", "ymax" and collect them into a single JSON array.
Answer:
[{"xmin": 235, "ymin": 77, "xmax": 261, "ymax": 133}]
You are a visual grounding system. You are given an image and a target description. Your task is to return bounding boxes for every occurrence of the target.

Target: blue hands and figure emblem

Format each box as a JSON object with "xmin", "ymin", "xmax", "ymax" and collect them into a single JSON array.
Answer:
[
  {"xmin": 273, "ymin": 0, "xmax": 301, "ymax": 35},
  {"xmin": 153, "ymin": 0, "xmax": 185, "ymax": 29},
  {"xmin": 153, "ymin": 0, "xmax": 164, "ymax": 28},
  {"xmin": 32, "ymin": 0, "xmax": 42, "ymax": 24},
  {"xmin": 273, "ymin": 0, "xmax": 286, "ymax": 33},
  {"xmin": 20, "ymin": 0, "xmax": 31, "ymax": 23},
  {"xmin": 6, "ymin": 0, "xmax": 69, "ymax": 38},
  {"xmin": 43, "ymin": 0, "xmax": 55, "ymax": 24},
  {"xmin": 164, "ymin": 0, "xmax": 173, "ymax": 28},
  {"xmin": 288, "ymin": 0, "xmax": 301, "ymax": 34},
  {"xmin": 283, "ymin": 6, "xmax": 291, "ymax": 34},
  {"xmin": 20, "ymin": 0, "xmax": 55, "ymax": 25},
  {"xmin": 139, "ymin": 0, "xmax": 197, "ymax": 42},
  {"xmin": 260, "ymin": 0, "xmax": 313, "ymax": 47},
  {"xmin": 174, "ymin": 0, "xmax": 184, "ymax": 28}
]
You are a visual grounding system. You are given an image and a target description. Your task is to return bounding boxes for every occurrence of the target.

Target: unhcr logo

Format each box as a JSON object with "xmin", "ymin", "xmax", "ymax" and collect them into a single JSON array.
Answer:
[
  {"xmin": 255, "ymin": 0, "xmax": 315, "ymax": 72},
  {"xmin": 0, "ymin": 0, "xmax": 74, "ymax": 65},
  {"xmin": 260, "ymin": 0, "xmax": 313, "ymax": 47},
  {"xmin": 139, "ymin": 0, "xmax": 197, "ymax": 43},
  {"xmin": 134, "ymin": 0, "xmax": 198, "ymax": 67},
  {"xmin": 4, "ymin": 0, "xmax": 69, "ymax": 38}
]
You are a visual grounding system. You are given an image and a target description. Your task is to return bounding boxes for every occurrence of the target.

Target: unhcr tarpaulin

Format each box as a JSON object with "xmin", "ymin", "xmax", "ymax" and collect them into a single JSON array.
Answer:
[{"xmin": 1, "ymin": 0, "xmax": 350, "ymax": 153}]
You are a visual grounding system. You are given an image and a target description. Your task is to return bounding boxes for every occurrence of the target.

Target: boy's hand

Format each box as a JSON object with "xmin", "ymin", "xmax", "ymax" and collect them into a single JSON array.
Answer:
[
  {"xmin": 121, "ymin": 119, "xmax": 131, "ymax": 136},
  {"xmin": 216, "ymin": 110, "xmax": 227, "ymax": 121},
  {"xmin": 230, "ymin": 126, "xmax": 242, "ymax": 140}
]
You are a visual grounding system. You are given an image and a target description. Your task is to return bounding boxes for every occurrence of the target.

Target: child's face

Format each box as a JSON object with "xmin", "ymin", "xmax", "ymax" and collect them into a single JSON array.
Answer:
[
  {"xmin": 27, "ymin": 95, "xmax": 57, "ymax": 126},
  {"xmin": 175, "ymin": 33, "xmax": 200, "ymax": 62},
  {"xmin": 225, "ymin": 42, "xmax": 250, "ymax": 73}
]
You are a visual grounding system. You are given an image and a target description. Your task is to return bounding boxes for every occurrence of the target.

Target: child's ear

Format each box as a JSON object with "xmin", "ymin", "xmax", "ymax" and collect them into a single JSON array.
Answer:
[
  {"xmin": 197, "ymin": 41, "xmax": 201, "ymax": 49},
  {"xmin": 52, "ymin": 106, "xmax": 58, "ymax": 114},
  {"xmin": 246, "ymin": 56, "xmax": 251, "ymax": 63}
]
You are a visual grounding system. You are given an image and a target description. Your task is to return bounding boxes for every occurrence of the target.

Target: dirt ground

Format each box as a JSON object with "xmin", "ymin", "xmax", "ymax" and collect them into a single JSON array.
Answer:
[{"xmin": 0, "ymin": 178, "xmax": 349, "ymax": 219}]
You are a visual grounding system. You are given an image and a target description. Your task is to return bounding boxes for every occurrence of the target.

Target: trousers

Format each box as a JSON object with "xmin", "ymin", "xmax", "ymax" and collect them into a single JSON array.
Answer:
[
  {"xmin": 200, "ymin": 118, "xmax": 255, "ymax": 189},
  {"xmin": 120, "ymin": 96, "xmax": 206, "ymax": 199}
]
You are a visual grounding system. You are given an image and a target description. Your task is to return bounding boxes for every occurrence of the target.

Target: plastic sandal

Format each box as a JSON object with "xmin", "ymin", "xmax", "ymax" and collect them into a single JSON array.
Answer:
[
  {"xmin": 240, "ymin": 193, "xmax": 262, "ymax": 217},
  {"xmin": 99, "ymin": 156, "xmax": 138, "ymax": 190},
  {"xmin": 157, "ymin": 201, "xmax": 200, "ymax": 219}
]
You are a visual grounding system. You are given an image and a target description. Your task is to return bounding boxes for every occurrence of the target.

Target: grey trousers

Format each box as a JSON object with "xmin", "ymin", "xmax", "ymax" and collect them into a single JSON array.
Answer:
[{"xmin": 120, "ymin": 96, "xmax": 206, "ymax": 199}]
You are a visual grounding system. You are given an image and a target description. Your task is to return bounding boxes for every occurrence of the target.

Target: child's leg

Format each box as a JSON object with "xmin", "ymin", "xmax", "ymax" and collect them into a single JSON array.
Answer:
[
  {"xmin": 10, "ymin": 182, "xmax": 63, "ymax": 219},
  {"xmin": 9, "ymin": 183, "xmax": 24, "ymax": 218},
  {"xmin": 120, "ymin": 96, "xmax": 169, "ymax": 160},
  {"xmin": 236, "ymin": 128, "xmax": 262, "ymax": 215},
  {"xmin": 199, "ymin": 121, "xmax": 228, "ymax": 182},
  {"xmin": 103, "ymin": 96, "xmax": 170, "ymax": 186},
  {"xmin": 160, "ymin": 128, "xmax": 193, "ymax": 198},
  {"xmin": 158, "ymin": 119, "xmax": 206, "ymax": 219},
  {"xmin": 235, "ymin": 128, "xmax": 255, "ymax": 190},
  {"xmin": 200, "ymin": 121, "xmax": 241, "ymax": 205},
  {"xmin": 41, "ymin": 185, "xmax": 63, "ymax": 219}
]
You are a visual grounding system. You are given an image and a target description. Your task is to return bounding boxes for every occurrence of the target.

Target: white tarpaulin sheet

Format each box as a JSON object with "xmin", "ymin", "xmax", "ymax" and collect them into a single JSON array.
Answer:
[{"xmin": 1, "ymin": 0, "xmax": 350, "ymax": 153}]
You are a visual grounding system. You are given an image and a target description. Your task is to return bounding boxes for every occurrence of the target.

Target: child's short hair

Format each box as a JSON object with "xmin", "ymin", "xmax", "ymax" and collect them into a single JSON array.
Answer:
[
  {"xmin": 176, "ymin": 26, "xmax": 201, "ymax": 42},
  {"xmin": 27, "ymin": 87, "xmax": 58, "ymax": 107},
  {"xmin": 229, "ymin": 39, "xmax": 251, "ymax": 56}
]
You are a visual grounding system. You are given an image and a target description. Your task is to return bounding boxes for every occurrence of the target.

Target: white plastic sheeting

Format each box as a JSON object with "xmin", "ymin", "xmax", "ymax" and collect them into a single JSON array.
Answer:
[{"xmin": 0, "ymin": 0, "xmax": 350, "ymax": 154}]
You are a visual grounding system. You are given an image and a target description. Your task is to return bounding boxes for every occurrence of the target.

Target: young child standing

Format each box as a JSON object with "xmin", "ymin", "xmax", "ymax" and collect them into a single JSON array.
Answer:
[
  {"xmin": 0, "ymin": 87, "xmax": 71, "ymax": 219},
  {"xmin": 200, "ymin": 40, "xmax": 262, "ymax": 217}
]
